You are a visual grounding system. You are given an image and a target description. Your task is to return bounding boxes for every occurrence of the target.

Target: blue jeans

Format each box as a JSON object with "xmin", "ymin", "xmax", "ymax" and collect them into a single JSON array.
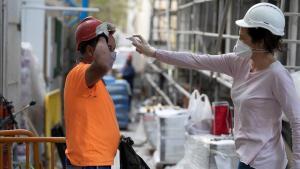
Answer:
[
  {"xmin": 238, "ymin": 162, "xmax": 255, "ymax": 169},
  {"xmin": 65, "ymin": 158, "xmax": 111, "ymax": 169}
]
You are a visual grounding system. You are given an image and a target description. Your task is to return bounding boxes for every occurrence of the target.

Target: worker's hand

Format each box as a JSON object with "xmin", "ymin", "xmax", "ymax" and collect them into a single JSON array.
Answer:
[
  {"xmin": 131, "ymin": 35, "xmax": 156, "ymax": 57},
  {"xmin": 96, "ymin": 22, "xmax": 115, "ymax": 38}
]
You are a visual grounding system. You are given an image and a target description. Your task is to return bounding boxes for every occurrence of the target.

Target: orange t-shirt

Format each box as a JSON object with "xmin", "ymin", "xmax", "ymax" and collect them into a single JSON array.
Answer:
[{"xmin": 64, "ymin": 62, "xmax": 120, "ymax": 166}]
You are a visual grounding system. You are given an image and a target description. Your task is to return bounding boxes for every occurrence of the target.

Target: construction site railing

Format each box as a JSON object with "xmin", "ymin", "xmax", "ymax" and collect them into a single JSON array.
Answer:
[{"xmin": 0, "ymin": 129, "xmax": 65, "ymax": 169}]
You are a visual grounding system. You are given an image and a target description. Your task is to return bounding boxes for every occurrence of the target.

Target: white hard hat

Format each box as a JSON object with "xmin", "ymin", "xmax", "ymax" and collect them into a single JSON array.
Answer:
[{"xmin": 235, "ymin": 3, "xmax": 285, "ymax": 36}]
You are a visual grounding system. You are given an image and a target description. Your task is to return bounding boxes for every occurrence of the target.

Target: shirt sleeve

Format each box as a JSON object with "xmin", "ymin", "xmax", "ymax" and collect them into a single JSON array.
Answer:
[
  {"xmin": 273, "ymin": 69, "xmax": 300, "ymax": 169},
  {"xmin": 154, "ymin": 50, "xmax": 239, "ymax": 77}
]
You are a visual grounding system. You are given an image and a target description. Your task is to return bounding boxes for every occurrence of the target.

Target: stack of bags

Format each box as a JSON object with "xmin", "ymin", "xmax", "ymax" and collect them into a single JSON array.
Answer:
[{"xmin": 104, "ymin": 75, "xmax": 131, "ymax": 129}]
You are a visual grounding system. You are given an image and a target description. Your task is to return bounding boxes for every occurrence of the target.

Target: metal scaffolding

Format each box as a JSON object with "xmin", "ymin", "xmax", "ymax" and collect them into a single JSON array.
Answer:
[{"xmin": 148, "ymin": 0, "xmax": 300, "ymax": 103}]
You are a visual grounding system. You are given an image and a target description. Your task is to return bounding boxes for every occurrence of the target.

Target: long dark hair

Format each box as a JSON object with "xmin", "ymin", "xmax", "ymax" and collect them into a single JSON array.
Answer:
[{"xmin": 247, "ymin": 28, "xmax": 283, "ymax": 53}]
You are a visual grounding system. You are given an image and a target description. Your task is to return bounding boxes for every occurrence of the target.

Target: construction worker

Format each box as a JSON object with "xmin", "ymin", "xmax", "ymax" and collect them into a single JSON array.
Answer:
[
  {"xmin": 122, "ymin": 54, "xmax": 135, "ymax": 91},
  {"xmin": 132, "ymin": 3, "xmax": 300, "ymax": 169},
  {"xmin": 121, "ymin": 54, "xmax": 135, "ymax": 106},
  {"xmin": 64, "ymin": 16, "xmax": 120, "ymax": 169}
]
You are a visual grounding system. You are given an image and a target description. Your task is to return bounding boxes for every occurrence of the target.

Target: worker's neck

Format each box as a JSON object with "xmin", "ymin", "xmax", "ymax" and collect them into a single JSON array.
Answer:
[
  {"xmin": 251, "ymin": 53, "xmax": 275, "ymax": 71},
  {"xmin": 80, "ymin": 54, "xmax": 93, "ymax": 64}
]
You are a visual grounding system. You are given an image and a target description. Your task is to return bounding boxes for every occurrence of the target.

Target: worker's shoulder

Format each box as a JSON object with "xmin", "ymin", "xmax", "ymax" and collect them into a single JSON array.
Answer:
[
  {"xmin": 269, "ymin": 61, "xmax": 289, "ymax": 75},
  {"xmin": 67, "ymin": 62, "xmax": 90, "ymax": 77},
  {"xmin": 269, "ymin": 61, "xmax": 293, "ymax": 83}
]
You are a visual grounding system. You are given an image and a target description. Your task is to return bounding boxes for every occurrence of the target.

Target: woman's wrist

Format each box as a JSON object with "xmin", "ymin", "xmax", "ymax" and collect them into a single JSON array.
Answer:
[{"xmin": 149, "ymin": 47, "xmax": 156, "ymax": 57}]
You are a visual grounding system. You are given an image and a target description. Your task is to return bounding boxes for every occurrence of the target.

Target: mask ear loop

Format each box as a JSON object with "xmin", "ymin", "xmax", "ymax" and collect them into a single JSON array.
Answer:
[{"xmin": 252, "ymin": 49, "xmax": 269, "ymax": 53}]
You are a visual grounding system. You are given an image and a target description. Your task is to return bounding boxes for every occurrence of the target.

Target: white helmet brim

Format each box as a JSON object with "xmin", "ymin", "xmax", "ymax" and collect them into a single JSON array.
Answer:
[{"xmin": 235, "ymin": 19, "xmax": 252, "ymax": 28}]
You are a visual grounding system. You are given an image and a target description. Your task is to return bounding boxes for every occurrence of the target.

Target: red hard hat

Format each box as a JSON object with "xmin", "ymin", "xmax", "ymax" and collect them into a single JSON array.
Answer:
[{"xmin": 75, "ymin": 16, "xmax": 102, "ymax": 50}]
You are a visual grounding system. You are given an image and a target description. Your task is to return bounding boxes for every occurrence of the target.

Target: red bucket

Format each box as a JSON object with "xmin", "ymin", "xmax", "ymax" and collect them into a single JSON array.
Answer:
[{"xmin": 212, "ymin": 101, "xmax": 232, "ymax": 135}]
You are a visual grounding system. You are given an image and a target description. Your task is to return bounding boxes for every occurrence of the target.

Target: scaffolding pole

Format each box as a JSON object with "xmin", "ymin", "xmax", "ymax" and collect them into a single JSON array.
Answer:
[
  {"xmin": 148, "ymin": 62, "xmax": 190, "ymax": 98},
  {"xmin": 174, "ymin": 30, "xmax": 300, "ymax": 44},
  {"xmin": 287, "ymin": 0, "xmax": 299, "ymax": 66},
  {"xmin": 145, "ymin": 73, "xmax": 174, "ymax": 106},
  {"xmin": 215, "ymin": 0, "xmax": 232, "ymax": 54}
]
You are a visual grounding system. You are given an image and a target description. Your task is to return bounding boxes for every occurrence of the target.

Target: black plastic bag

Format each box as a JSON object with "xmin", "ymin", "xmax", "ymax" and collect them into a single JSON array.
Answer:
[{"xmin": 119, "ymin": 136, "xmax": 150, "ymax": 169}]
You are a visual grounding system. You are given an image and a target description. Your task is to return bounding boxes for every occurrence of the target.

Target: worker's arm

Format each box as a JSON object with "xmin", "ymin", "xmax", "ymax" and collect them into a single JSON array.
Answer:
[
  {"xmin": 132, "ymin": 35, "xmax": 240, "ymax": 77},
  {"xmin": 85, "ymin": 36, "xmax": 111, "ymax": 88},
  {"xmin": 153, "ymin": 50, "xmax": 239, "ymax": 77},
  {"xmin": 273, "ymin": 69, "xmax": 300, "ymax": 169}
]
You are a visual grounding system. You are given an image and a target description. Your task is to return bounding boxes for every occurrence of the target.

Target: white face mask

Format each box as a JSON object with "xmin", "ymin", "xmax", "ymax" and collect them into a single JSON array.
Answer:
[
  {"xmin": 233, "ymin": 39, "xmax": 268, "ymax": 58},
  {"xmin": 111, "ymin": 51, "xmax": 117, "ymax": 62},
  {"xmin": 233, "ymin": 39, "xmax": 252, "ymax": 58}
]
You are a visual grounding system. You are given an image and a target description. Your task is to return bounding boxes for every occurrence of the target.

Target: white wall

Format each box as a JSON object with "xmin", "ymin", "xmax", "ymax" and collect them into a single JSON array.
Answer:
[
  {"xmin": 21, "ymin": 0, "xmax": 46, "ymax": 67},
  {"xmin": 126, "ymin": 0, "xmax": 135, "ymax": 35},
  {"xmin": 1, "ymin": 0, "xmax": 22, "ymax": 109},
  {"xmin": 127, "ymin": 0, "xmax": 151, "ymax": 40}
]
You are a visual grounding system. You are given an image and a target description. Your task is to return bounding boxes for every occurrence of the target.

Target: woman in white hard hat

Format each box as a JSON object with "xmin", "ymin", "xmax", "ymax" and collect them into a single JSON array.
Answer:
[{"xmin": 132, "ymin": 3, "xmax": 300, "ymax": 169}]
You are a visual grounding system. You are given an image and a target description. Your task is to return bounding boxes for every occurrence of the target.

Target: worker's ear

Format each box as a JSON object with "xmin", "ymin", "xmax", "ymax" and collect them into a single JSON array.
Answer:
[{"xmin": 86, "ymin": 45, "xmax": 95, "ymax": 57}]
